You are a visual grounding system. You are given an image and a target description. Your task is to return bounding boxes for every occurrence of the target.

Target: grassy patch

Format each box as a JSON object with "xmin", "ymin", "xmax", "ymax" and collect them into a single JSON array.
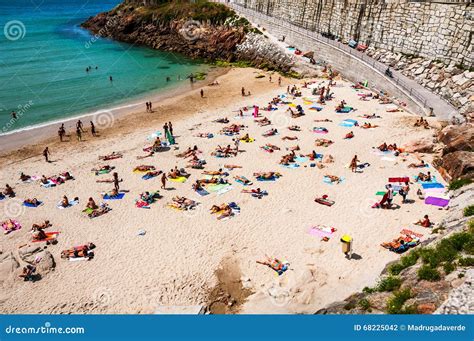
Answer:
[
  {"xmin": 464, "ymin": 205, "xmax": 474, "ymax": 217},
  {"xmin": 358, "ymin": 298, "xmax": 371, "ymax": 311},
  {"xmin": 448, "ymin": 178, "xmax": 472, "ymax": 191},
  {"xmin": 386, "ymin": 288, "xmax": 417, "ymax": 314},
  {"xmin": 418, "ymin": 265, "xmax": 441, "ymax": 281},
  {"xmin": 388, "ymin": 249, "xmax": 420, "ymax": 275},
  {"xmin": 443, "ymin": 262, "xmax": 456, "ymax": 274},
  {"xmin": 376, "ymin": 276, "xmax": 402, "ymax": 292},
  {"xmin": 459, "ymin": 257, "xmax": 474, "ymax": 267}
]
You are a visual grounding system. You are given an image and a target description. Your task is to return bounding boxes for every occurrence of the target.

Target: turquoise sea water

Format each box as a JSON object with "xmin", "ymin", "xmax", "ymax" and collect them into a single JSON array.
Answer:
[{"xmin": 0, "ymin": 0, "xmax": 207, "ymax": 135}]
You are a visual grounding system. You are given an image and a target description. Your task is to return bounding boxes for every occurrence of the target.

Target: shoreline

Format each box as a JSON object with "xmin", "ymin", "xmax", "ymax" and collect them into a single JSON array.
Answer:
[{"xmin": 0, "ymin": 66, "xmax": 226, "ymax": 158}]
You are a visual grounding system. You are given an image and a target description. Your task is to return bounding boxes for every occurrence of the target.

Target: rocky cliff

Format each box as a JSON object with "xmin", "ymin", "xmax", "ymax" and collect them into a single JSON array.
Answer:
[{"xmin": 81, "ymin": 1, "xmax": 295, "ymax": 72}]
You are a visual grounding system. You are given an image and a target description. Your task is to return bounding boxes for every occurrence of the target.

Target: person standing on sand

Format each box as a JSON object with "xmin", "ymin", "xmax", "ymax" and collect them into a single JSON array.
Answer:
[
  {"xmin": 90, "ymin": 121, "xmax": 97, "ymax": 137},
  {"xmin": 161, "ymin": 173, "xmax": 168, "ymax": 189},
  {"xmin": 58, "ymin": 125, "xmax": 65, "ymax": 142},
  {"xmin": 113, "ymin": 172, "xmax": 120, "ymax": 192},
  {"xmin": 400, "ymin": 181, "xmax": 410, "ymax": 204},
  {"xmin": 200, "ymin": 89, "xmax": 204, "ymax": 98},
  {"xmin": 163, "ymin": 123, "xmax": 169, "ymax": 137},
  {"xmin": 278, "ymin": 77, "xmax": 282, "ymax": 86},
  {"xmin": 43, "ymin": 147, "xmax": 50, "ymax": 163},
  {"xmin": 149, "ymin": 102, "xmax": 153, "ymax": 112},
  {"xmin": 168, "ymin": 122, "xmax": 173, "ymax": 136},
  {"xmin": 269, "ymin": 75, "xmax": 272, "ymax": 82},
  {"xmin": 386, "ymin": 184, "xmax": 394, "ymax": 208},
  {"xmin": 241, "ymin": 87, "xmax": 245, "ymax": 96},
  {"xmin": 350, "ymin": 155, "xmax": 359, "ymax": 173},
  {"xmin": 76, "ymin": 126, "xmax": 82, "ymax": 141},
  {"xmin": 77, "ymin": 120, "xmax": 84, "ymax": 132},
  {"xmin": 146, "ymin": 102, "xmax": 149, "ymax": 112}
]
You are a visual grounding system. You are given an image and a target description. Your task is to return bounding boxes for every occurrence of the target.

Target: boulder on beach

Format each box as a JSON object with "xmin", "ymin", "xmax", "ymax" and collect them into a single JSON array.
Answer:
[{"xmin": 402, "ymin": 137, "xmax": 436, "ymax": 153}]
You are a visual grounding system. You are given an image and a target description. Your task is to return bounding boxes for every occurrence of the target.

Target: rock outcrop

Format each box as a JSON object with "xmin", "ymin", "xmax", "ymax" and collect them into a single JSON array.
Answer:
[{"xmin": 82, "ymin": 2, "xmax": 295, "ymax": 72}]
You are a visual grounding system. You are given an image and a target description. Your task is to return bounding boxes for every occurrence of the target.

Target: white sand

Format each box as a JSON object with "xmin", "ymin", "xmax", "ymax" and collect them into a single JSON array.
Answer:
[{"xmin": 0, "ymin": 67, "xmax": 446, "ymax": 314}]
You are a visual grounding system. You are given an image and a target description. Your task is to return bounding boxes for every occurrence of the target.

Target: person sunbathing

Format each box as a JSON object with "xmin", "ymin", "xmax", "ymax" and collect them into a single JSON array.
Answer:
[
  {"xmin": 408, "ymin": 160, "xmax": 426, "ymax": 168},
  {"xmin": 224, "ymin": 164, "xmax": 242, "ymax": 170},
  {"xmin": 377, "ymin": 142, "xmax": 388, "ymax": 151},
  {"xmin": 213, "ymin": 145, "xmax": 237, "ymax": 158},
  {"xmin": 61, "ymin": 243, "xmax": 96, "ymax": 260},
  {"xmin": 307, "ymin": 150, "xmax": 320, "ymax": 160},
  {"xmin": 3, "ymin": 219, "xmax": 19, "ymax": 234},
  {"xmin": 261, "ymin": 144, "xmax": 280, "ymax": 152},
  {"xmin": 240, "ymin": 133, "xmax": 252, "ymax": 142},
  {"xmin": 215, "ymin": 117, "xmax": 229, "ymax": 124},
  {"xmin": 60, "ymin": 195, "xmax": 70, "ymax": 208},
  {"xmin": 3, "ymin": 184, "xmax": 15, "ymax": 197},
  {"xmin": 19, "ymin": 265, "xmax": 36, "ymax": 281},
  {"xmin": 242, "ymin": 188, "xmax": 263, "ymax": 195},
  {"xmin": 210, "ymin": 203, "xmax": 230, "ymax": 214},
  {"xmin": 170, "ymin": 196, "xmax": 196, "ymax": 210},
  {"xmin": 280, "ymin": 153, "xmax": 296, "ymax": 165},
  {"xmin": 282, "ymin": 136, "xmax": 298, "ymax": 141},
  {"xmin": 134, "ymin": 165, "xmax": 155, "ymax": 172},
  {"xmin": 257, "ymin": 256, "xmax": 289, "ymax": 275},
  {"xmin": 325, "ymin": 174, "xmax": 341, "ymax": 183},
  {"xmin": 99, "ymin": 152, "xmax": 122, "ymax": 161},
  {"xmin": 263, "ymin": 129, "xmax": 278, "ymax": 137},
  {"xmin": 88, "ymin": 203, "xmax": 111, "ymax": 218},
  {"xmin": 387, "ymin": 143, "xmax": 399, "ymax": 152},
  {"xmin": 86, "ymin": 197, "xmax": 98, "ymax": 210},
  {"xmin": 254, "ymin": 172, "xmax": 281, "ymax": 180},
  {"xmin": 415, "ymin": 215, "xmax": 431, "ymax": 227},
  {"xmin": 92, "ymin": 165, "xmax": 114, "ymax": 174},
  {"xmin": 24, "ymin": 198, "xmax": 41, "ymax": 206},
  {"xmin": 315, "ymin": 139, "xmax": 333, "ymax": 147},
  {"xmin": 345, "ymin": 131, "xmax": 354, "ymax": 139},
  {"xmin": 203, "ymin": 169, "xmax": 227, "ymax": 176},
  {"xmin": 288, "ymin": 125, "xmax": 301, "ymax": 131},
  {"xmin": 32, "ymin": 228, "xmax": 48, "ymax": 241},
  {"xmin": 31, "ymin": 220, "xmax": 51, "ymax": 231},
  {"xmin": 195, "ymin": 132, "xmax": 213, "ymax": 138},
  {"xmin": 103, "ymin": 189, "xmax": 119, "ymax": 198},
  {"xmin": 140, "ymin": 191, "xmax": 158, "ymax": 204},
  {"xmin": 255, "ymin": 117, "xmax": 271, "ymax": 126},
  {"xmin": 414, "ymin": 117, "xmax": 426, "ymax": 127},
  {"xmin": 361, "ymin": 122, "xmax": 373, "ymax": 129},
  {"xmin": 379, "ymin": 97, "xmax": 392, "ymax": 105},
  {"xmin": 314, "ymin": 119, "xmax": 332, "ymax": 123},
  {"xmin": 192, "ymin": 180, "xmax": 204, "ymax": 192},
  {"xmin": 417, "ymin": 171, "xmax": 432, "ymax": 182},
  {"xmin": 362, "ymin": 113, "xmax": 380, "ymax": 119},
  {"xmin": 60, "ymin": 172, "xmax": 73, "ymax": 180},
  {"xmin": 234, "ymin": 175, "xmax": 251, "ymax": 185},
  {"xmin": 19, "ymin": 172, "xmax": 31, "ymax": 182}
]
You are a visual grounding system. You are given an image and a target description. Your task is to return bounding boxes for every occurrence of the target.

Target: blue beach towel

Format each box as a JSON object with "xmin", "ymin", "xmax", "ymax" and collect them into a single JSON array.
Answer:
[
  {"xmin": 23, "ymin": 201, "xmax": 43, "ymax": 208},
  {"xmin": 196, "ymin": 188, "xmax": 210, "ymax": 197},
  {"xmin": 103, "ymin": 193, "xmax": 125, "ymax": 200},
  {"xmin": 422, "ymin": 183, "xmax": 445, "ymax": 189}
]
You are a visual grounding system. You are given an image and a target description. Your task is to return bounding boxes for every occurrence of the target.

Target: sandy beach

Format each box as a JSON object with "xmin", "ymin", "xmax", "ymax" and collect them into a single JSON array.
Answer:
[{"xmin": 0, "ymin": 67, "xmax": 447, "ymax": 314}]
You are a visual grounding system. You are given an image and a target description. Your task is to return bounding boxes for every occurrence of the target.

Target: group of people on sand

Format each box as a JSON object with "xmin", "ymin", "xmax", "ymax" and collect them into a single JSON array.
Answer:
[
  {"xmin": 414, "ymin": 116, "xmax": 429, "ymax": 129},
  {"xmin": 146, "ymin": 102, "xmax": 153, "ymax": 113},
  {"xmin": 58, "ymin": 120, "xmax": 97, "ymax": 142},
  {"xmin": 376, "ymin": 142, "xmax": 401, "ymax": 154}
]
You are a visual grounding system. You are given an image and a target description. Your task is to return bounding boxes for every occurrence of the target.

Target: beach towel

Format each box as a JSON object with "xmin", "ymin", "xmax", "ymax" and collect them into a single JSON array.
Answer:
[
  {"xmin": 32, "ymin": 232, "xmax": 59, "ymax": 243},
  {"xmin": 1, "ymin": 220, "xmax": 21, "ymax": 234},
  {"xmin": 56, "ymin": 199, "xmax": 79, "ymax": 209},
  {"xmin": 169, "ymin": 176, "xmax": 187, "ymax": 183},
  {"xmin": 336, "ymin": 106, "xmax": 353, "ymax": 113},
  {"xmin": 142, "ymin": 172, "xmax": 159, "ymax": 180},
  {"xmin": 400, "ymin": 229, "xmax": 424, "ymax": 238},
  {"xmin": 0, "ymin": 194, "xmax": 5, "ymax": 201},
  {"xmin": 323, "ymin": 176, "xmax": 345, "ymax": 185},
  {"xmin": 235, "ymin": 177, "xmax": 253, "ymax": 186},
  {"xmin": 315, "ymin": 198, "xmax": 335, "ymax": 206},
  {"xmin": 135, "ymin": 201, "xmax": 151, "ymax": 209},
  {"xmin": 256, "ymin": 176, "xmax": 277, "ymax": 182},
  {"xmin": 376, "ymin": 191, "xmax": 398, "ymax": 196},
  {"xmin": 313, "ymin": 127, "xmax": 328, "ymax": 134},
  {"xmin": 308, "ymin": 226, "xmax": 335, "ymax": 239},
  {"xmin": 166, "ymin": 130, "xmax": 175, "ymax": 145},
  {"xmin": 423, "ymin": 187, "xmax": 446, "ymax": 194},
  {"xmin": 295, "ymin": 156, "xmax": 309, "ymax": 163},
  {"xmin": 281, "ymin": 163, "xmax": 300, "ymax": 169},
  {"xmin": 206, "ymin": 183, "xmax": 231, "ymax": 193},
  {"xmin": 41, "ymin": 180, "xmax": 56, "ymax": 188},
  {"xmin": 309, "ymin": 106, "xmax": 323, "ymax": 111},
  {"xmin": 422, "ymin": 183, "xmax": 445, "ymax": 189},
  {"xmin": 389, "ymin": 177, "xmax": 410, "ymax": 183},
  {"xmin": 339, "ymin": 119, "xmax": 358, "ymax": 127},
  {"xmin": 425, "ymin": 196, "xmax": 450, "ymax": 207},
  {"xmin": 23, "ymin": 201, "xmax": 43, "ymax": 208},
  {"xmin": 414, "ymin": 175, "xmax": 437, "ymax": 184},
  {"xmin": 103, "ymin": 193, "xmax": 125, "ymax": 200},
  {"xmin": 196, "ymin": 188, "xmax": 210, "ymax": 197},
  {"xmin": 241, "ymin": 138, "xmax": 255, "ymax": 143}
]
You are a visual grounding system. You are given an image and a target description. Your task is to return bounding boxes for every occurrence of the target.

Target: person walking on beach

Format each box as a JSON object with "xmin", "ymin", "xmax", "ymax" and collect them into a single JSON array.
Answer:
[
  {"xmin": 58, "ymin": 124, "xmax": 65, "ymax": 142},
  {"xmin": 163, "ymin": 123, "xmax": 169, "ymax": 137},
  {"xmin": 149, "ymin": 102, "xmax": 153, "ymax": 113},
  {"xmin": 90, "ymin": 121, "xmax": 97, "ymax": 137},
  {"xmin": 161, "ymin": 173, "xmax": 168, "ymax": 190},
  {"xmin": 350, "ymin": 155, "xmax": 359, "ymax": 173},
  {"xmin": 278, "ymin": 77, "xmax": 282, "ymax": 86},
  {"xmin": 386, "ymin": 184, "xmax": 394, "ymax": 208},
  {"xmin": 113, "ymin": 172, "xmax": 120, "ymax": 192},
  {"xmin": 43, "ymin": 147, "xmax": 50, "ymax": 163},
  {"xmin": 241, "ymin": 87, "xmax": 245, "ymax": 97},
  {"xmin": 168, "ymin": 122, "xmax": 173, "ymax": 136},
  {"xmin": 76, "ymin": 126, "xmax": 82, "ymax": 141},
  {"xmin": 400, "ymin": 181, "xmax": 410, "ymax": 204},
  {"xmin": 77, "ymin": 120, "xmax": 84, "ymax": 132},
  {"xmin": 200, "ymin": 89, "xmax": 204, "ymax": 98},
  {"xmin": 269, "ymin": 75, "xmax": 272, "ymax": 83},
  {"xmin": 146, "ymin": 102, "xmax": 149, "ymax": 112}
]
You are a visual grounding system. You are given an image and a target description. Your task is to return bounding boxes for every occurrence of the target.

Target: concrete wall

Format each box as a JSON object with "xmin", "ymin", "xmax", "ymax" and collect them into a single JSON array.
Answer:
[{"xmin": 233, "ymin": 0, "xmax": 473, "ymax": 67}]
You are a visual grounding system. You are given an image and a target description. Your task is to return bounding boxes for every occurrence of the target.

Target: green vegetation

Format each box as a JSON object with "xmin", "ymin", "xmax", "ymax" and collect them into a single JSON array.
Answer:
[
  {"xmin": 358, "ymin": 298, "xmax": 372, "ymax": 311},
  {"xmin": 417, "ymin": 265, "xmax": 441, "ymax": 281},
  {"xmin": 213, "ymin": 60, "xmax": 253, "ymax": 68},
  {"xmin": 443, "ymin": 262, "xmax": 456, "ymax": 274},
  {"xmin": 363, "ymin": 276, "xmax": 402, "ymax": 293},
  {"xmin": 464, "ymin": 205, "xmax": 474, "ymax": 217},
  {"xmin": 459, "ymin": 257, "xmax": 474, "ymax": 267},
  {"xmin": 448, "ymin": 178, "xmax": 472, "ymax": 191},
  {"xmin": 388, "ymin": 249, "xmax": 420, "ymax": 275},
  {"xmin": 386, "ymin": 289, "xmax": 417, "ymax": 314}
]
